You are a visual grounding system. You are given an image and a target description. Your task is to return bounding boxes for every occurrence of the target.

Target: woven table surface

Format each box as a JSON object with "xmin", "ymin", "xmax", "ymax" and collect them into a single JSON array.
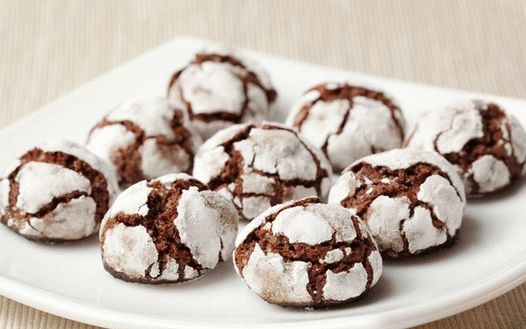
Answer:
[{"xmin": 1, "ymin": 1, "xmax": 525, "ymax": 328}]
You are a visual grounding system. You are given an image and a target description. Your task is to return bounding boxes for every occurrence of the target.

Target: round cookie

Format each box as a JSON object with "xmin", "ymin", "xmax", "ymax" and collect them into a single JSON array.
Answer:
[
  {"xmin": 233, "ymin": 196, "xmax": 382, "ymax": 308},
  {"xmin": 192, "ymin": 122, "xmax": 332, "ymax": 221},
  {"xmin": 167, "ymin": 48, "xmax": 277, "ymax": 139},
  {"xmin": 405, "ymin": 100, "xmax": 526, "ymax": 195},
  {"xmin": 100, "ymin": 173, "xmax": 238, "ymax": 283},
  {"xmin": 286, "ymin": 82, "xmax": 405, "ymax": 172},
  {"xmin": 0, "ymin": 140, "xmax": 119, "ymax": 242},
  {"xmin": 86, "ymin": 96, "xmax": 202, "ymax": 187},
  {"xmin": 328, "ymin": 148, "xmax": 466, "ymax": 258}
]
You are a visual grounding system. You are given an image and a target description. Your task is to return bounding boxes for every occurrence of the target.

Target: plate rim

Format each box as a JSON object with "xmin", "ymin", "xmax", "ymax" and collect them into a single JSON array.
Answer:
[
  {"xmin": 0, "ymin": 261, "xmax": 524, "ymax": 329},
  {"xmin": 1, "ymin": 35, "xmax": 525, "ymax": 329}
]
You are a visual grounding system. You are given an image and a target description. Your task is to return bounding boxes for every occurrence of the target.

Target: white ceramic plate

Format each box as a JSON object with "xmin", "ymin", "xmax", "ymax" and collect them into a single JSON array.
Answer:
[{"xmin": 0, "ymin": 36, "xmax": 525, "ymax": 329}]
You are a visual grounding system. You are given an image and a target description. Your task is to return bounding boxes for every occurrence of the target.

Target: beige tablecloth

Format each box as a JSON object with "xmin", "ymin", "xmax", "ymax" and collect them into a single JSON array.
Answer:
[{"xmin": 1, "ymin": 1, "xmax": 526, "ymax": 328}]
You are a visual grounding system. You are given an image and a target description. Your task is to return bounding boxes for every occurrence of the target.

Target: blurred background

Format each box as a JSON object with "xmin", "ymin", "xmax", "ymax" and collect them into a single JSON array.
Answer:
[{"xmin": 0, "ymin": 0, "xmax": 525, "ymax": 328}]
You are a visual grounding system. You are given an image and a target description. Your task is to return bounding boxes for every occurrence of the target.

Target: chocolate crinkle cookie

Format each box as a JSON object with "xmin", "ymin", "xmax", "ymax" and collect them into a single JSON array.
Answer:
[
  {"xmin": 405, "ymin": 100, "xmax": 526, "ymax": 195},
  {"xmin": 0, "ymin": 141, "xmax": 119, "ymax": 242},
  {"xmin": 234, "ymin": 197, "xmax": 382, "ymax": 308},
  {"xmin": 86, "ymin": 96, "xmax": 202, "ymax": 187},
  {"xmin": 286, "ymin": 82, "xmax": 405, "ymax": 172},
  {"xmin": 167, "ymin": 47, "xmax": 277, "ymax": 139},
  {"xmin": 99, "ymin": 173, "xmax": 238, "ymax": 283},
  {"xmin": 329, "ymin": 148, "xmax": 466, "ymax": 258},
  {"xmin": 192, "ymin": 122, "xmax": 332, "ymax": 221}
]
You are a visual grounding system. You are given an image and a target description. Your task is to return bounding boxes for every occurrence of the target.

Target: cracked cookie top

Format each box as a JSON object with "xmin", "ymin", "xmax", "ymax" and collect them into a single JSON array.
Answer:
[
  {"xmin": 86, "ymin": 96, "xmax": 202, "ymax": 187},
  {"xmin": 167, "ymin": 47, "xmax": 277, "ymax": 139},
  {"xmin": 192, "ymin": 122, "xmax": 333, "ymax": 221},
  {"xmin": 0, "ymin": 140, "xmax": 119, "ymax": 242},
  {"xmin": 329, "ymin": 148, "xmax": 466, "ymax": 258},
  {"xmin": 99, "ymin": 173, "xmax": 238, "ymax": 283},
  {"xmin": 405, "ymin": 100, "xmax": 526, "ymax": 195},
  {"xmin": 286, "ymin": 82, "xmax": 405, "ymax": 172},
  {"xmin": 233, "ymin": 197, "xmax": 382, "ymax": 308}
]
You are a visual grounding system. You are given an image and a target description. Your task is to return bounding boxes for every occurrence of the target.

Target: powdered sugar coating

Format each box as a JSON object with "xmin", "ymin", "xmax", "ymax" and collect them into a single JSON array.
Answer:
[
  {"xmin": 272, "ymin": 207, "xmax": 334, "ymax": 245},
  {"xmin": 417, "ymin": 175, "xmax": 464, "ymax": 236},
  {"xmin": 323, "ymin": 263, "xmax": 368, "ymax": 301},
  {"xmin": 407, "ymin": 101, "xmax": 484, "ymax": 154},
  {"xmin": 0, "ymin": 141, "xmax": 119, "ymax": 242},
  {"xmin": 193, "ymin": 122, "xmax": 332, "ymax": 221},
  {"xmin": 15, "ymin": 162, "xmax": 92, "ymax": 213},
  {"xmin": 177, "ymin": 63, "xmax": 245, "ymax": 115},
  {"xmin": 234, "ymin": 197, "xmax": 382, "ymax": 307},
  {"xmin": 286, "ymin": 82, "xmax": 405, "ymax": 171},
  {"xmin": 102, "ymin": 223, "xmax": 158, "ymax": 280},
  {"xmin": 241, "ymin": 243, "xmax": 312, "ymax": 305},
  {"xmin": 329, "ymin": 148, "xmax": 466, "ymax": 257},
  {"xmin": 41, "ymin": 140, "xmax": 119, "ymax": 198},
  {"xmin": 365, "ymin": 196, "xmax": 410, "ymax": 253},
  {"xmin": 87, "ymin": 125, "xmax": 136, "ymax": 170},
  {"xmin": 168, "ymin": 48, "xmax": 277, "ymax": 139},
  {"xmin": 201, "ymin": 46, "xmax": 275, "ymax": 91},
  {"xmin": 86, "ymin": 96, "xmax": 202, "ymax": 187},
  {"xmin": 402, "ymin": 206, "xmax": 446, "ymax": 254},
  {"xmin": 323, "ymin": 249, "xmax": 345, "ymax": 264},
  {"xmin": 347, "ymin": 148, "xmax": 466, "ymax": 198},
  {"xmin": 24, "ymin": 196, "xmax": 97, "ymax": 240},
  {"xmin": 100, "ymin": 173, "xmax": 238, "ymax": 283},
  {"xmin": 406, "ymin": 100, "xmax": 526, "ymax": 194},
  {"xmin": 470, "ymin": 155, "xmax": 510, "ymax": 193},
  {"xmin": 176, "ymin": 186, "xmax": 238, "ymax": 269},
  {"xmin": 102, "ymin": 181, "xmax": 151, "ymax": 223},
  {"xmin": 105, "ymin": 97, "xmax": 179, "ymax": 136},
  {"xmin": 509, "ymin": 115, "xmax": 526, "ymax": 165},
  {"xmin": 0, "ymin": 179, "xmax": 10, "ymax": 218},
  {"xmin": 191, "ymin": 123, "xmax": 244, "ymax": 184},
  {"xmin": 367, "ymin": 250, "xmax": 383, "ymax": 286}
]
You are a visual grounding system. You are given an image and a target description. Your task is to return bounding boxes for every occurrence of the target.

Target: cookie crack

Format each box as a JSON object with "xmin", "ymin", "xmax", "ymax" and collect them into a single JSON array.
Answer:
[
  {"xmin": 3, "ymin": 149, "xmax": 110, "ymax": 230},
  {"xmin": 30, "ymin": 191, "xmax": 89, "ymax": 218},
  {"xmin": 260, "ymin": 124, "xmax": 329, "ymax": 196},
  {"xmin": 294, "ymin": 84, "xmax": 404, "ymax": 158},
  {"xmin": 93, "ymin": 109, "xmax": 195, "ymax": 186},
  {"xmin": 235, "ymin": 197, "xmax": 376, "ymax": 305},
  {"xmin": 92, "ymin": 119, "xmax": 145, "ymax": 186},
  {"xmin": 192, "ymin": 52, "xmax": 277, "ymax": 104},
  {"xmin": 168, "ymin": 52, "xmax": 276, "ymax": 124},
  {"xmin": 439, "ymin": 103, "xmax": 522, "ymax": 193},
  {"xmin": 101, "ymin": 178, "xmax": 208, "ymax": 282},
  {"xmin": 340, "ymin": 162, "xmax": 460, "ymax": 256},
  {"xmin": 207, "ymin": 125, "xmax": 328, "ymax": 217}
]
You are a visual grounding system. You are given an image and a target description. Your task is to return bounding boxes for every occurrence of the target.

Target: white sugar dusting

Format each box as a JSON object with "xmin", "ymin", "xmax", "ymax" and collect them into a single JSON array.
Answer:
[
  {"xmin": 287, "ymin": 83, "xmax": 404, "ymax": 172},
  {"xmin": 105, "ymin": 180, "xmax": 152, "ymax": 220},
  {"xmin": 323, "ymin": 263, "xmax": 368, "ymax": 301},
  {"xmin": 168, "ymin": 50, "xmax": 275, "ymax": 139},
  {"xmin": 417, "ymin": 175, "xmax": 464, "ymax": 235},
  {"xmin": 101, "ymin": 173, "xmax": 237, "ymax": 283},
  {"xmin": 87, "ymin": 97, "xmax": 201, "ymax": 185},
  {"xmin": 234, "ymin": 198, "xmax": 382, "ymax": 306},
  {"xmin": 15, "ymin": 162, "xmax": 91, "ymax": 214},
  {"xmin": 329, "ymin": 147, "xmax": 466, "ymax": 256},
  {"xmin": 41, "ymin": 140, "xmax": 120, "ymax": 200},
  {"xmin": 102, "ymin": 223, "xmax": 158, "ymax": 280},
  {"xmin": 28, "ymin": 196, "xmax": 97, "ymax": 240},
  {"xmin": 176, "ymin": 186, "xmax": 238, "ymax": 269},
  {"xmin": 193, "ymin": 123, "xmax": 332, "ymax": 221},
  {"xmin": 402, "ymin": 206, "xmax": 447, "ymax": 254},
  {"xmin": 471, "ymin": 155, "xmax": 510, "ymax": 193},
  {"xmin": 241, "ymin": 243, "xmax": 312, "ymax": 305},
  {"xmin": 407, "ymin": 99, "xmax": 526, "ymax": 194},
  {"xmin": 271, "ymin": 207, "xmax": 334, "ymax": 245},
  {"xmin": 366, "ymin": 195, "xmax": 410, "ymax": 253}
]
